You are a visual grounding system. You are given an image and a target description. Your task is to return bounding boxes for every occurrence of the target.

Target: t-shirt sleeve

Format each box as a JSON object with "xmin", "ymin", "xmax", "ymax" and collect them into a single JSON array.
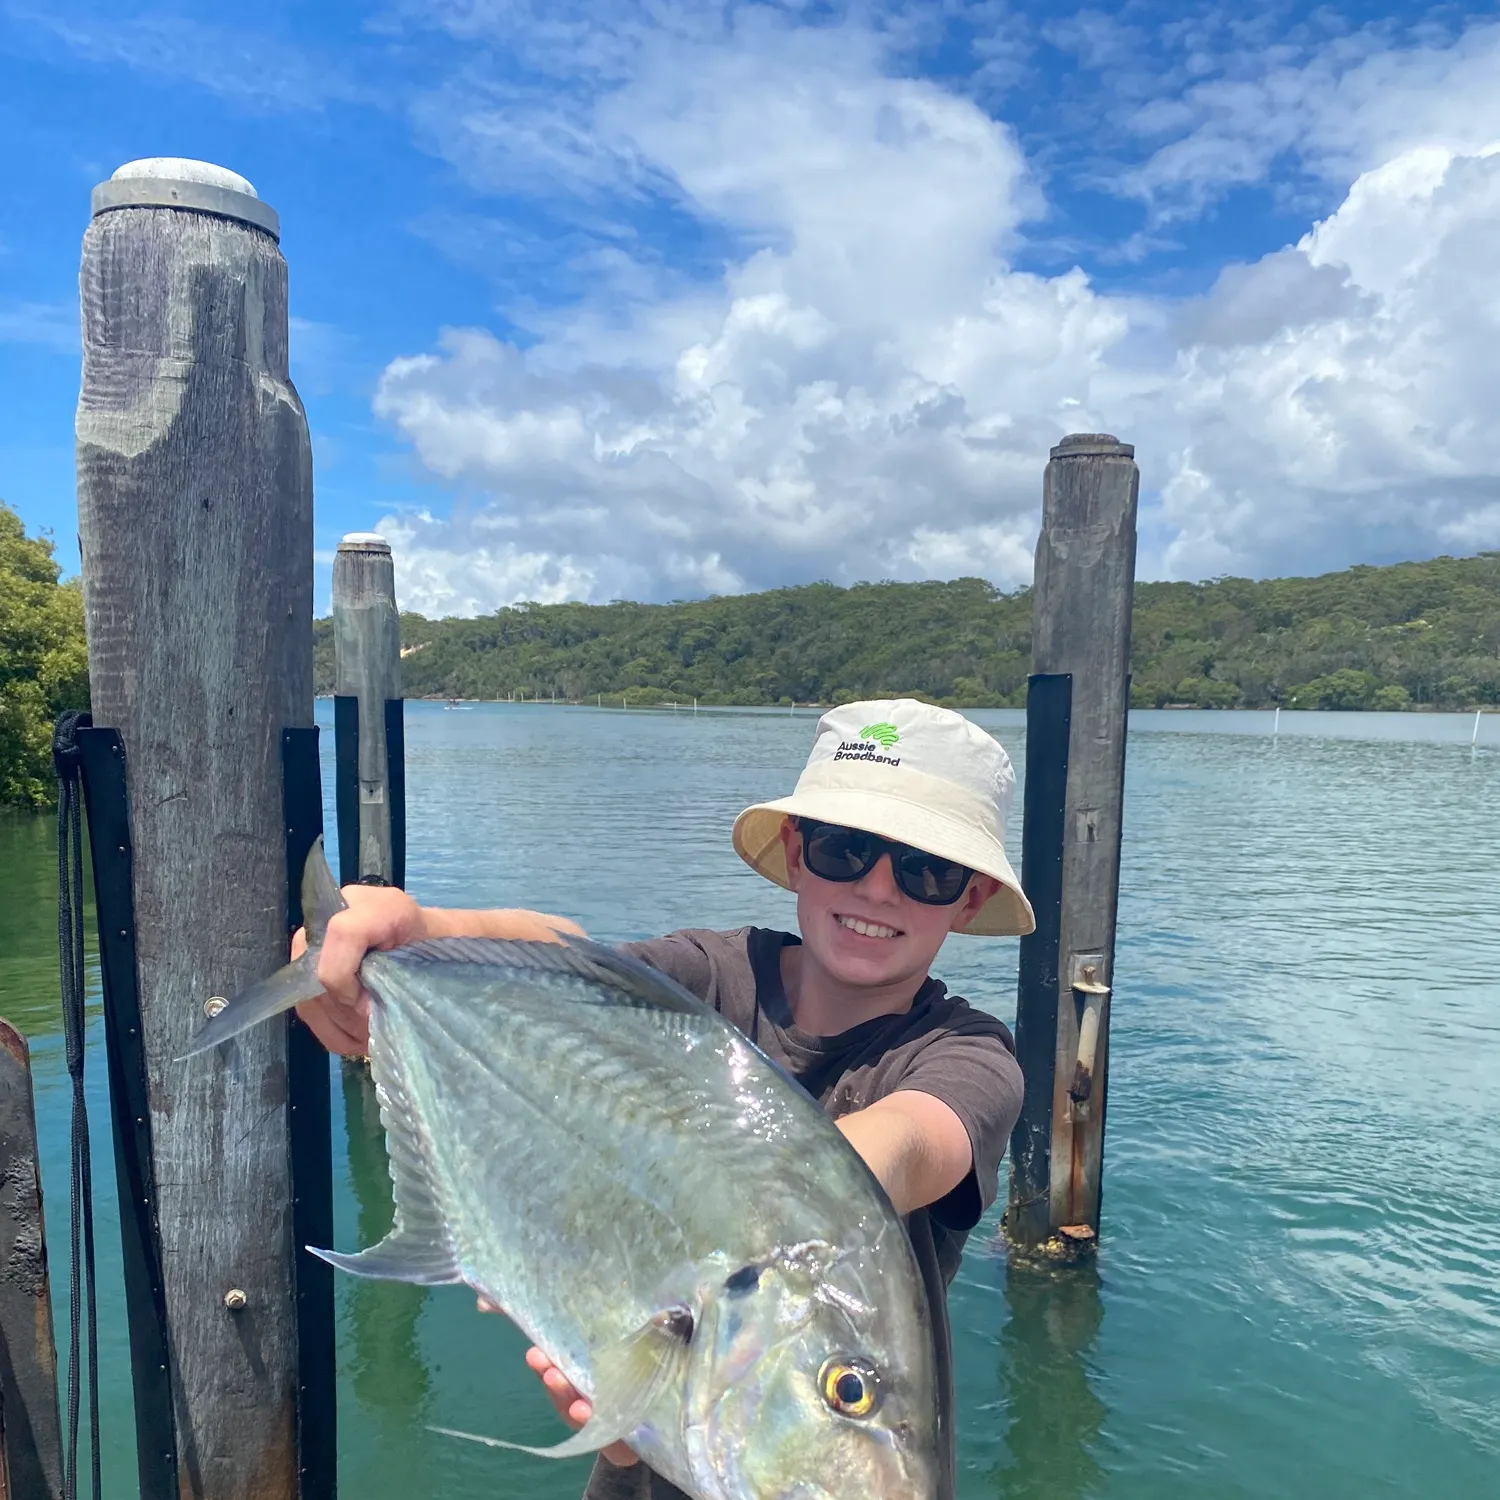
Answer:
[
  {"xmin": 618, "ymin": 931, "xmax": 718, "ymax": 1006},
  {"xmin": 892, "ymin": 1023, "xmax": 1024, "ymax": 1233}
]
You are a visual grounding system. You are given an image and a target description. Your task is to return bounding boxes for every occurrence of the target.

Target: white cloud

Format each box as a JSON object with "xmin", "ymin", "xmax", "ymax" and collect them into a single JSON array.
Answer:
[
  {"xmin": 1143, "ymin": 141, "xmax": 1500, "ymax": 580},
  {"xmin": 376, "ymin": 11, "xmax": 1138, "ymax": 613},
  {"xmin": 370, "ymin": 8, "xmax": 1500, "ymax": 613},
  {"xmin": 1122, "ymin": 19, "xmax": 1500, "ymax": 218}
]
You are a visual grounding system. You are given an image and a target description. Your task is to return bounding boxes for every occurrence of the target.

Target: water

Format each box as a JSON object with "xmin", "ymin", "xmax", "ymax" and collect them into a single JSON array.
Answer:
[{"xmin": 5, "ymin": 704, "xmax": 1498, "ymax": 1498}]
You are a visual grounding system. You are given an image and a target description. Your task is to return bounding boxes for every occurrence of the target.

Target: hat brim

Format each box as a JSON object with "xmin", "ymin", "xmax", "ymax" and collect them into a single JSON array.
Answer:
[{"xmin": 732, "ymin": 790, "xmax": 1036, "ymax": 937}]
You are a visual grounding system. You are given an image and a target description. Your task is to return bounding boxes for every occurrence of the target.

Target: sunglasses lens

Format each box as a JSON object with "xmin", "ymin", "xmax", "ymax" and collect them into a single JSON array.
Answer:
[
  {"xmin": 801, "ymin": 822, "xmax": 974, "ymax": 905},
  {"xmin": 896, "ymin": 850, "xmax": 971, "ymax": 904},
  {"xmin": 803, "ymin": 823, "xmax": 879, "ymax": 881}
]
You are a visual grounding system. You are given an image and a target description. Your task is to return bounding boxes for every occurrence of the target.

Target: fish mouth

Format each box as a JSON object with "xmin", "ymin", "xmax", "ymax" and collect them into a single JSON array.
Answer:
[{"xmin": 832, "ymin": 913, "xmax": 903, "ymax": 940}]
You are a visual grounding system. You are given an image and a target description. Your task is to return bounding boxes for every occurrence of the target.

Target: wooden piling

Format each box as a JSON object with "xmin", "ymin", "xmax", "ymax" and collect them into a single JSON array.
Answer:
[
  {"xmin": 75, "ymin": 158, "xmax": 321, "ymax": 1495},
  {"xmin": 1007, "ymin": 433, "xmax": 1138, "ymax": 1253},
  {"xmin": 332, "ymin": 533, "xmax": 403, "ymax": 886},
  {"xmin": 0, "ymin": 1021, "xmax": 64, "ymax": 1500}
]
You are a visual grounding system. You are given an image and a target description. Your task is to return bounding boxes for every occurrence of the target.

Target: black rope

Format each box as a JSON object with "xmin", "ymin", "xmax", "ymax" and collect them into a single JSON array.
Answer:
[{"xmin": 53, "ymin": 710, "xmax": 103, "ymax": 1500}]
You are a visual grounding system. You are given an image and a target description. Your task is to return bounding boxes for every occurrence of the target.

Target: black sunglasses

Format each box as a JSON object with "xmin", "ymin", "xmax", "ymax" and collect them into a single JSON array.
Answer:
[{"xmin": 796, "ymin": 819, "xmax": 975, "ymax": 906}]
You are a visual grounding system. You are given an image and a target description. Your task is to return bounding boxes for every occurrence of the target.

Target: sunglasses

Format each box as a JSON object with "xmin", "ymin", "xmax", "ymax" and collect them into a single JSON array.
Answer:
[{"xmin": 796, "ymin": 819, "xmax": 975, "ymax": 906}]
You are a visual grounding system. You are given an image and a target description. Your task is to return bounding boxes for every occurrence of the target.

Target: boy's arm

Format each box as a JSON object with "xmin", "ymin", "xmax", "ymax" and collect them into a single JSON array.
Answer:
[{"xmin": 834, "ymin": 1092, "xmax": 975, "ymax": 1217}]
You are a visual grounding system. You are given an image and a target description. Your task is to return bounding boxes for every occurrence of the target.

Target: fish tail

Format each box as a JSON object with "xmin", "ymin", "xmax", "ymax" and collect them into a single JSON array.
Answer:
[{"xmin": 176, "ymin": 947, "xmax": 326, "ymax": 1060}]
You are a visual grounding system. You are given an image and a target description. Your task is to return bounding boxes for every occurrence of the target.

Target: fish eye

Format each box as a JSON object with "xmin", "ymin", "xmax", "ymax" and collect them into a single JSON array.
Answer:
[{"xmin": 818, "ymin": 1356, "xmax": 879, "ymax": 1418}]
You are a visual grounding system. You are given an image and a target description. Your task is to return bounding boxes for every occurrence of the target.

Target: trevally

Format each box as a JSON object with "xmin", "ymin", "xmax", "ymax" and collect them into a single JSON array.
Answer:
[{"xmin": 184, "ymin": 841, "xmax": 940, "ymax": 1500}]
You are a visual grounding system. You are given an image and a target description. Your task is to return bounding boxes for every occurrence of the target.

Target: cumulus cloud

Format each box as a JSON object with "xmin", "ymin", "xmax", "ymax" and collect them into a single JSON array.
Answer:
[
  {"xmin": 1145, "ymin": 142, "xmax": 1500, "ymax": 579},
  {"xmin": 369, "ymin": 7, "xmax": 1500, "ymax": 613}
]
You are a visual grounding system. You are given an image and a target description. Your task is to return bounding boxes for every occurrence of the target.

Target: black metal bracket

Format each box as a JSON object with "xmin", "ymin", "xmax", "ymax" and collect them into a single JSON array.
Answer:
[
  {"xmin": 282, "ymin": 727, "xmax": 336, "ymax": 1500},
  {"xmin": 1009, "ymin": 672, "xmax": 1073, "ymax": 1244},
  {"xmin": 331, "ymin": 695, "xmax": 406, "ymax": 889},
  {"xmin": 385, "ymin": 697, "xmax": 406, "ymax": 892},
  {"xmin": 73, "ymin": 727, "xmax": 178, "ymax": 1500},
  {"xmin": 332, "ymin": 697, "xmax": 360, "ymax": 890}
]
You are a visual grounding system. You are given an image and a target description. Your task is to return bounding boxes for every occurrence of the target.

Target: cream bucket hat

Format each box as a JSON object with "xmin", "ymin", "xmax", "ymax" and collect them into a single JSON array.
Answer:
[{"xmin": 732, "ymin": 698, "xmax": 1035, "ymax": 937}]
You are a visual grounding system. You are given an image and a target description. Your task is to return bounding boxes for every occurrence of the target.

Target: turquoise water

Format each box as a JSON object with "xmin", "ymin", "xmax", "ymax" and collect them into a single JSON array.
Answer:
[{"xmin": 5, "ymin": 703, "xmax": 1498, "ymax": 1498}]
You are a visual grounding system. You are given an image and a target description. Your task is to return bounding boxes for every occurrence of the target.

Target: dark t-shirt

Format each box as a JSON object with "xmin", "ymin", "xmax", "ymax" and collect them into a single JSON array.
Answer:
[{"xmin": 581, "ymin": 927, "xmax": 1024, "ymax": 1500}]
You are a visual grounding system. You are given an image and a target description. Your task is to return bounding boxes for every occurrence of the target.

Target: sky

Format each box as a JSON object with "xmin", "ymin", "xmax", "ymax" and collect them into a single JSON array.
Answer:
[{"xmin": 2, "ymin": 0, "xmax": 1498, "ymax": 616}]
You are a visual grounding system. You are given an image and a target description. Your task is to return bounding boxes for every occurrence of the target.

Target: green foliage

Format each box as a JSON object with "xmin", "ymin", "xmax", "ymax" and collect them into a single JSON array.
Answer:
[
  {"xmin": 1287, "ymin": 668, "xmax": 1382, "ymax": 710},
  {"xmin": 0, "ymin": 502, "xmax": 90, "ymax": 806},
  {"xmin": 311, "ymin": 552, "xmax": 1500, "ymax": 713}
]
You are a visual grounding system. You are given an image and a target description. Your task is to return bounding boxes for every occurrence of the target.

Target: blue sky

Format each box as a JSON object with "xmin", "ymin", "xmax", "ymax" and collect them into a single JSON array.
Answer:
[{"xmin": 3, "ymin": 1, "xmax": 1498, "ymax": 614}]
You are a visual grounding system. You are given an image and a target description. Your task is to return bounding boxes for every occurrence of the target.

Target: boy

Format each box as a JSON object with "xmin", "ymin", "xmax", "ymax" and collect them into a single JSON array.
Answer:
[{"xmin": 296, "ymin": 698, "xmax": 1034, "ymax": 1499}]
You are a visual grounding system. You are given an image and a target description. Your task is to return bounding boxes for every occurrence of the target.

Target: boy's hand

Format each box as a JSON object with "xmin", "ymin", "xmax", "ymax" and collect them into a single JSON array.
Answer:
[
  {"xmin": 293, "ymin": 885, "xmax": 426, "ymax": 1055},
  {"xmin": 291, "ymin": 892, "xmax": 589, "ymax": 1057},
  {"xmin": 477, "ymin": 1296, "xmax": 640, "ymax": 1468}
]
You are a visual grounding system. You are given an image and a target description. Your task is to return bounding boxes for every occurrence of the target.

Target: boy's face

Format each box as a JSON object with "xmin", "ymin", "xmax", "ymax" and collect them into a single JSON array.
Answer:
[{"xmin": 777, "ymin": 817, "xmax": 998, "ymax": 992}]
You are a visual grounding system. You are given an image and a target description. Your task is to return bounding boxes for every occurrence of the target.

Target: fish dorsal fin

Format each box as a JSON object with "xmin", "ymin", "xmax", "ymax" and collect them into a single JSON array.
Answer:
[
  {"xmin": 430, "ymin": 1309, "xmax": 691, "ymax": 1459},
  {"xmin": 307, "ymin": 1059, "xmax": 462, "ymax": 1286},
  {"xmin": 388, "ymin": 935, "xmax": 708, "ymax": 1018}
]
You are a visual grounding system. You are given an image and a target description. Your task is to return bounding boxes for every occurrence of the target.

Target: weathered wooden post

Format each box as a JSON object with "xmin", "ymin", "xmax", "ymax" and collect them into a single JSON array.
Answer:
[
  {"xmin": 1007, "ymin": 433, "xmax": 1138, "ymax": 1256},
  {"xmin": 330, "ymin": 532, "xmax": 414, "ymax": 1468},
  {"xmin": 75, "ymin": 158, "xmax": 332, "ymax": 1496},
  {"xmin": 332, "ymin": 533, "xmax": 404, "ymax": 888},
  {"xmin": 0, "ymin": 1021, "xmax": 64, "ymax": 1500}
]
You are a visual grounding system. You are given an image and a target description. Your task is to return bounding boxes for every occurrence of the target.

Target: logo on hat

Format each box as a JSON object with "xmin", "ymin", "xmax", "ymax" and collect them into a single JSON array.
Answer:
[{"xmin": 834, "ymin": 720, "xmax": 903, "ymax": 765}]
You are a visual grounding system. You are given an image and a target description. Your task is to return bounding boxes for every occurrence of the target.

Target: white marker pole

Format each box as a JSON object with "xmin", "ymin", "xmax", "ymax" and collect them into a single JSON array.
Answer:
[
  {"xmin": 1473, "ymin": 709, "xmax": 1482, "ymax": 747},
  {"xmin": 1273, "ymin": 706, "xmax": 1280, "ymax": 738}
]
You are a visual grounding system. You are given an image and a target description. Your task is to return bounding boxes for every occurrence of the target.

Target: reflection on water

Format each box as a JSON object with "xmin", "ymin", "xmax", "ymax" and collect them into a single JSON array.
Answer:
[
  {"xmin": 993, "ymin": 1261, "xmax": 1105, "ymax": 1500},
  {"xmin": 0, "ymin": 810, "xmax": 94, "ymax": 1037},
  {"xmin": 4, "ymin": 704, "xmax": 1498, "ymax": 1498},
  {"xmin": 341, "ymin": 1062, "xmax": 431, "ymax": 1414},
  {"xmin": 338, "ymin": 1061, "xmax": 438, "ymax": 1492}
]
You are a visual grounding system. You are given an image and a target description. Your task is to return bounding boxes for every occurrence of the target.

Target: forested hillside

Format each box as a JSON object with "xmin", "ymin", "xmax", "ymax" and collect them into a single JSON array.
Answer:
[{"xmin": 314, "ymin": 553, "xmax": 1500, "ymax": 712}]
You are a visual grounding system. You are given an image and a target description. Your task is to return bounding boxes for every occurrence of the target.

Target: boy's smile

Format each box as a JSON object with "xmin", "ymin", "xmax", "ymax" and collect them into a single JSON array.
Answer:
[
  {"xmin": 776, "ymin": 816, "xmax": 999, "ymax": 1033},
  {"xmin": 832, "ymin": 913, "xmax": 902, "ymax": 940}
]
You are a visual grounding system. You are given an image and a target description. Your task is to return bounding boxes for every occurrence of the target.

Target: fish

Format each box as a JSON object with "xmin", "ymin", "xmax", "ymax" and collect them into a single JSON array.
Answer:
[{"xmin": 183, "ymin": 840, "xmax": 940, "ymax": 1500}]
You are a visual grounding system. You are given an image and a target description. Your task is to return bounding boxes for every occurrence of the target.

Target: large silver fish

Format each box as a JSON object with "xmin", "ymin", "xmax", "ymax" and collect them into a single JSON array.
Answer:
[{"xmin": 184, "ymin": 841, "xmax": 940, "ymax": 1500}]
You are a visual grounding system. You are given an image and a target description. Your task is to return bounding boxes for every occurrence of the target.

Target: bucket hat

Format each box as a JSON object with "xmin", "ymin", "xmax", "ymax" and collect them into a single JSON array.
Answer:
[{"xmin": 732, "ymin": 698, "xmax": 1035, "ymax": 937}]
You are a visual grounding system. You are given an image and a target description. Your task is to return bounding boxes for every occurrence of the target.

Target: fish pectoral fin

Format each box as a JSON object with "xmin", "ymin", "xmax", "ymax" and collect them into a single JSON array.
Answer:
[
  {"xmin": 428, "ymin": 1420, "xmax": 627, "ymax": 1461},
  {"xmin": 175, "ymin": 841, "xmax": 349, "ymax": 1061},
  {"xmin": 429, "ymin": 1314, "xmax": 689, "ymax": 1461},
  {"xmin": 176, "ymin": 949, "xmax": 325, "ymax": 1060}
]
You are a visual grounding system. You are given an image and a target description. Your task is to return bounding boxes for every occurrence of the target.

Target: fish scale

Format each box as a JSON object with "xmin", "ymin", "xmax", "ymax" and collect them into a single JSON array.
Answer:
[{"xmin": 370, "ymin": 958, "xmax": 801, "ymax": 1359}]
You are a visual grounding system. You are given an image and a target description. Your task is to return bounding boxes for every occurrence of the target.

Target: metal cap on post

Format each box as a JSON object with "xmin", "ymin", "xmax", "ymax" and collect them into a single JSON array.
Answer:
[
  {"xmin": 92, "ymin": 158, "xmax": 281, "ymax": 239},
  {"xmin": 332, "ymin": 532, "xmax": 404, "ymax": 888},
  {"xmin": 1008, "ymin": 433, "xmax": 1139, "ymax": 1258},
  {"xmin": 75, "ymin": 158, "xmax": 331, "ymax": 1498}
]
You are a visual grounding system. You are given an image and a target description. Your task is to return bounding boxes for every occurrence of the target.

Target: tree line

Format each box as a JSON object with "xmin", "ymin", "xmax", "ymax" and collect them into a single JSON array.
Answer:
[
  {"xmin": 318, "ymin": 552, "xmax": 1499, "ymax": 713},
  {"xmin": 6, "ymin": 490, "xmax": 1497, "ymax": 809}
]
